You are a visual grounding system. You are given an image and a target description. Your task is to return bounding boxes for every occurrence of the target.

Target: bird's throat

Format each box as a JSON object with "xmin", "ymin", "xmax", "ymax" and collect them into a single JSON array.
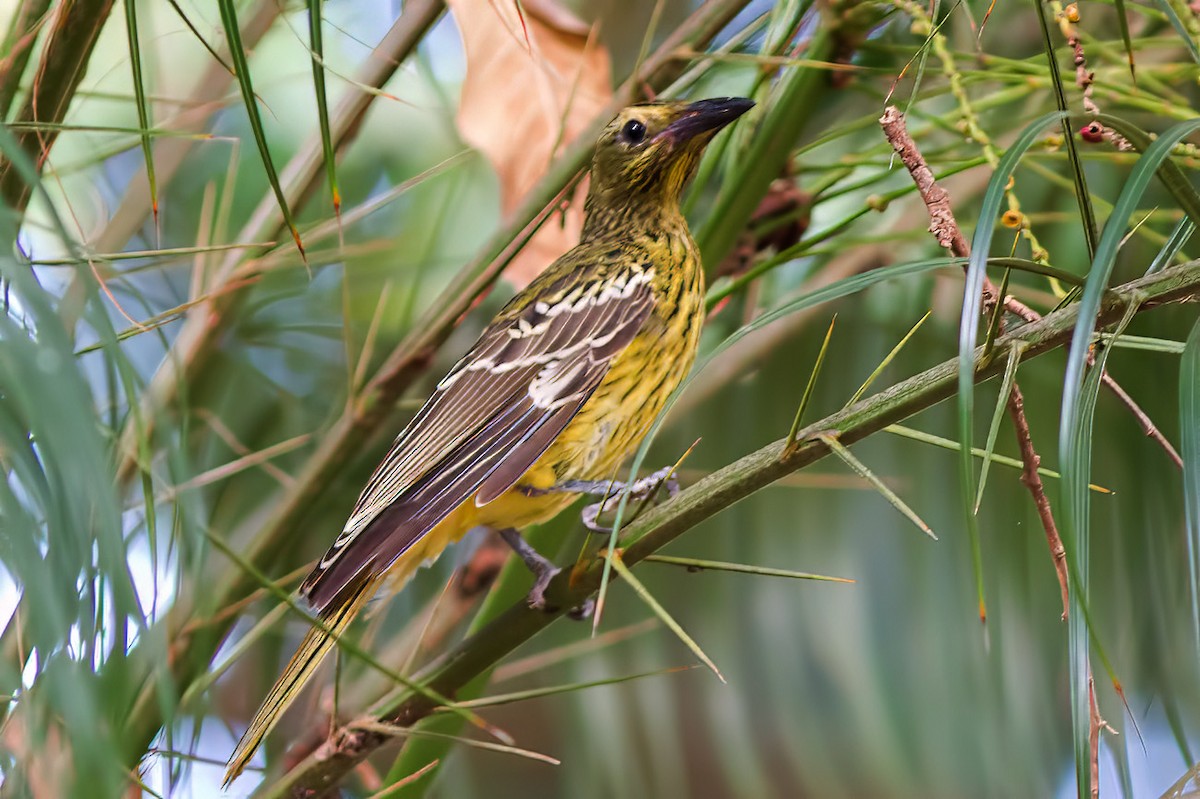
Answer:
[{"xmin": 581, "ymin": 194, "xmax": 688, "ymax": 243}]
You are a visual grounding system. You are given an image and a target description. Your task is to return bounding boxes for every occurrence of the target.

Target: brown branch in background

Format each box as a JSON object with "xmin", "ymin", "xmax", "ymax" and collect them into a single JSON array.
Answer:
[
  {"xmin": 0, "ymin": 0, "xmax": 118, "ymax": 212},
  {"xmin": 880, "ymin": 107, "xmax": 972, "ymax": 259},
  {"xmin": 1089, "ymin": 676, "xmax": 1100, "ymax": 799},
  {"xmin": 1060, "ymin": 7, "xmax": 1136, "ymax": 153},
  {"xmin": 715, "ymin": 177, "xmax": 811, "ymax": 285},
  {"xmin": 1100, "ymin": 372, "xmax": 1183, "ymax": 466},
  {"xmin": 880, "ymin": 104, "xmax": 1069, "ymax": 617},
  {"xmin": 0, "ymin": 0, "xmax": 53, "ymax": 120}
]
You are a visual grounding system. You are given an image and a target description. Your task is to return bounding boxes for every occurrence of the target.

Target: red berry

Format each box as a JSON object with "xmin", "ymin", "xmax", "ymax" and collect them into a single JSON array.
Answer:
[{"xmin": 1080, "ymin": 122, "xmax": 1104, "ymax": 143}]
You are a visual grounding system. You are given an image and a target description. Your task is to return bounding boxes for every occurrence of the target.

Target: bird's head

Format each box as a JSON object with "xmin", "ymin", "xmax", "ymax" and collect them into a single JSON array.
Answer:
[{"xmin": 583, "ymin": 97, "xmax": 754, "ymax": 237}]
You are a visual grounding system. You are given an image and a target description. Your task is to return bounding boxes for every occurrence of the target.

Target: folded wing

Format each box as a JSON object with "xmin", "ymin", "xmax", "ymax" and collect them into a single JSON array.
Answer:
[{"xmin": 301, "ymin": 266, "xmax": 655, "ymax": 611}]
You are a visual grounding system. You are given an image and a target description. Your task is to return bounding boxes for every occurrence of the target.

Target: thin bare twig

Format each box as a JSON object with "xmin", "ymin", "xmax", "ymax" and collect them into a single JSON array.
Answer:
[
  {"xmin": 1005, "ymin": 290, "xmax": 1181, "ymax": 465},
  {"xmin": 880, "ymin": 104, "xmax": 1069, "ymax": 615},
  {"xmin": 1007, "ymin": 383, "xmax": 1070, "ymax": 617},
  {"xmin": 1087, "ymin": 674, "xmax": 1117, "ymax": 799}
]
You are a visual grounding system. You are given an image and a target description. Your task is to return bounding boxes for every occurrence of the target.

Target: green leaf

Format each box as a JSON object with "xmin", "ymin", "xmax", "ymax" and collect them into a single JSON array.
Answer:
[
  {"xmin": 818, "ymin": 433, "xmax": 936, "ymax": 540},
  {"xmin": 1145, "ymin": 218, "xmax": 1194, "ymax": 277},
  {"xmin": 884, "ymin": 424, "xmax": 1111, "ymax": 493},
  {"xmin": 786, "ymin": 314, "xmax": 836, "ymax": 448},
  {"xmin": 847, "ymin": 310, "xmax": 930, "ymax": 407},
  {"xmin": 606, "ymin": 552, "xmax": 725, "ymax": 683},
  {"xmin": 1112, "ymin": 0, "xmax": 1138, "ymax": 83},
  {"xmin": 1058, "ymin": 118, "xmax": 1200, "ymax": 798},
  {"xmin": 123, "ymin": 0, "xmax": 157, "ymax": 226},
  {"xmin": 1180, "ymin": 317, "xmax": 1200, "ymax": 656},
  {"xmin": 644, "ymin": 555, "xmax": 854, "ymax": 583},
  {"xmin": 957, "ymin": 110, "xmax": 1064, "ymax": 625},
  {"xmin": 1150, "ymin": 0, "xmax": 1200, "ymax": 63},
  {"xmin": 308, "ymin": 0, "xmax": 339, "ymax": 217},
  {"xmin": 1033, "ymin": 0, "xmax": 1098, "ymax": 258},
  {"xmin": 974, "ymin": 345, "xmax": 1023, "ymax": 513},
  {"xmin": 217, "ymin": 0, "xmax": 306, "ymax": 262},
  {"xmin": 354, "ymin": 720, "xmax": 558, "ymax": 764},
  {"xmin": 451, "ymin": 667, "xmax": 693, "ymax": 709}
]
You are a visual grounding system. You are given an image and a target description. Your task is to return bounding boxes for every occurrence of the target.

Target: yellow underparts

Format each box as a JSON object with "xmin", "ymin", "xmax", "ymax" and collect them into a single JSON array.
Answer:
[{"xmin": 383, "ymin": 309, "xmax": 702, "ymax": 596}]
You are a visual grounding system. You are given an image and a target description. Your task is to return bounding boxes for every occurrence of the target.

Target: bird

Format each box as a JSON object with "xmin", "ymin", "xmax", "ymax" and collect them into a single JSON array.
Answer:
[{"xmin": 223, "ymin": 96, "xmax": 754, "ymax": 785}]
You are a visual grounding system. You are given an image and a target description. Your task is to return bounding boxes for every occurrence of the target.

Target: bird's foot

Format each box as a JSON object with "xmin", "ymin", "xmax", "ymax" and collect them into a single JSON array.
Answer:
[
  {"xmin": 494, "ymin": 529, "xmax": 593, "ymax": 619},
  {"xmin": 578, "ymin": 467, "xmax": 681, "ymax": 532},
  {"xmin": 519, "ymin": 467, "xmax": 680, "ymax": 532},
  {"xmin": 496, "ymin": 528, "xmax": 560, "ymax": 611},
  {"xmin": 527, "ymin": 563, "xmax": 562, "ymax": 611}
]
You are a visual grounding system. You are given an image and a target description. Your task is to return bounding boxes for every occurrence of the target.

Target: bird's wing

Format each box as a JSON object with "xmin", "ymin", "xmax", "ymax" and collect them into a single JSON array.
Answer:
[{"xmin": 300, "ymin": 265, "xmax": 656, "ymax": 611}]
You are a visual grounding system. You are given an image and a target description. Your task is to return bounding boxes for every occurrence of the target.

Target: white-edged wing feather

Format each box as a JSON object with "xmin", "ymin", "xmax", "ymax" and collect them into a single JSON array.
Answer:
[{"xmin": 300, "ymin": 264, "xmax": 655, "ymax": 610}]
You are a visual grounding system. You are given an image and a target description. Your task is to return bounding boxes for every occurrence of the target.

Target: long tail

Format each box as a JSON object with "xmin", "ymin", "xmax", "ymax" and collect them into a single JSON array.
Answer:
[{"xmin": 223, "ymin": 576, "xmax": 381, "ymax": 786}]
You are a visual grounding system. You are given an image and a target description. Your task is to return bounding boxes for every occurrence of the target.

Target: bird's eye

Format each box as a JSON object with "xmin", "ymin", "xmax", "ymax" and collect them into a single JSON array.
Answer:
[{"xmin": 619, "ymin": 119, "xmax": 647, "ymax": 145}]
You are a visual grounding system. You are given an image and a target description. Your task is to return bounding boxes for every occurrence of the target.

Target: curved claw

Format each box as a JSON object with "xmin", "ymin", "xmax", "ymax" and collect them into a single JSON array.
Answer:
[
  {"xmin": 568, "ymin": 598, "xmax": 595, "ymax": 620},
  {"xmin": 527, "ymin": 563, "xmax": 562, "ymax": 611},
  {"xmin": 582, "ymin": 502, "xmax": 608, "ymax": 532}
]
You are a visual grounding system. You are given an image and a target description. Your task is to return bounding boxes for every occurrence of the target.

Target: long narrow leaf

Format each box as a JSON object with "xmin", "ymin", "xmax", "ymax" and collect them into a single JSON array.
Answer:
[
  {"xmin": 957, "ymin": 110, "xmax": 1064, "ymax": 627},
  {"xmin": 1057, "ymin": 114, "xmax": 1200, "ymax": 791},
  {"xmin": 217, "ymin": 0, "xmax": 306, "ymax": 260},
  {"xmin": 1112, "ymin": 0, "xmax": 1137, "ymax": 82},
  {"xmin": 786, "ymin": 314, "xmax": 836, "ymax": 448},
  {"xmin": 885, "ymin": 424, "xmax": 1110, "ymax": 493},
  {"xmin": 644, "ymin": 555, "xmax": 853, "ymax": 583},
  {"xmin": 353, "ymin": 721, "xmax": 558, "ymax": 765},
  {"xmin": 123, "ymin": 0, "xmax": 157, "ymax": 226},
  {"xmin": 452, "ymin": 667, "xmax": 692, "ymax": 709},
  {"xmin": 818, "ymin": 433, "xmax": 936, "ymax": 540},
  {"xmin": 974, "ymin": 345, "xmax": 1023, "ymax": 512},
  {"xmin": 308, "ymin": 0, "xmax": 339, "ymax": 217},
  {"xmin": 1033, "ymin": 0, "xmax": 1098, "ymax": 257},
  {"xmin": 606, "ymin": 552, "xmax": 725, "ymax": 683},
  {"xmin": 1181, "ymin": 318, "xmax": 1200, "ymax": 656},
  {"xmin": 1145, "ymin": 218, "xmax": 1194, "ymax": 277},
  {"xmin": 1150, "ymin": 0, "xmax": 1200, "ymax": 63},
  {"xmin": 847, "ymin": 311, "xmax": 930, "ymax": 407}
]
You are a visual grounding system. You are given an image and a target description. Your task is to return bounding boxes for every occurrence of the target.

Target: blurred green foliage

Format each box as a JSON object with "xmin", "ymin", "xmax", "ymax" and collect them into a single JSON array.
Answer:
[{"xmin": 1, "ymin": 0, "xmax": 1199, "ymax": 797}]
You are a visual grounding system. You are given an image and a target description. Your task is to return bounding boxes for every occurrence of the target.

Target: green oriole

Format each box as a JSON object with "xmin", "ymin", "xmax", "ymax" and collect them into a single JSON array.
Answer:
[{"xmin": 223, "ymin": 96, "xmax": 753, "ymax": 785}]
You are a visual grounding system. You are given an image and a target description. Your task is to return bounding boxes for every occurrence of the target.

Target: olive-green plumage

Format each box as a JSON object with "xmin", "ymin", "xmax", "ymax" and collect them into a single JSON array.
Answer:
[{"xmin": 223, "ymin": 97, "xmax": 753, "ymax": 786}]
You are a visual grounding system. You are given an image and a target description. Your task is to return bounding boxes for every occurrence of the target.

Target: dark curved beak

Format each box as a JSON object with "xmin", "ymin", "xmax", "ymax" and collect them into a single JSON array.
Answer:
[{"xmin": 659, "ymin": 97, "xmax": 754, "ymax": 144}]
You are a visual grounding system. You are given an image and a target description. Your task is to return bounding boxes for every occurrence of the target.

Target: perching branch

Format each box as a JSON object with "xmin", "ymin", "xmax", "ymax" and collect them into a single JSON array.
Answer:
[{"xmin": 256, "ymin": 259, "xmax": 1200, "ymax": 798}]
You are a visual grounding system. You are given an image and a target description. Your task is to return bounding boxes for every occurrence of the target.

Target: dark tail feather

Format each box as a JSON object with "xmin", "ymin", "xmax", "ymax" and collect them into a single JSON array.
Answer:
[{"xmin": 222, "ymin": 576, "xmax": 380, "ymax": 787}]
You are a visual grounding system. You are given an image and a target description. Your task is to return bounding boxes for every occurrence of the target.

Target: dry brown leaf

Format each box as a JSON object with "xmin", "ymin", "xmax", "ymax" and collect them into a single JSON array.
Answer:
[{"xmin": 448, "ymin": 0, "xmax": 613, "ymax": 287}]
